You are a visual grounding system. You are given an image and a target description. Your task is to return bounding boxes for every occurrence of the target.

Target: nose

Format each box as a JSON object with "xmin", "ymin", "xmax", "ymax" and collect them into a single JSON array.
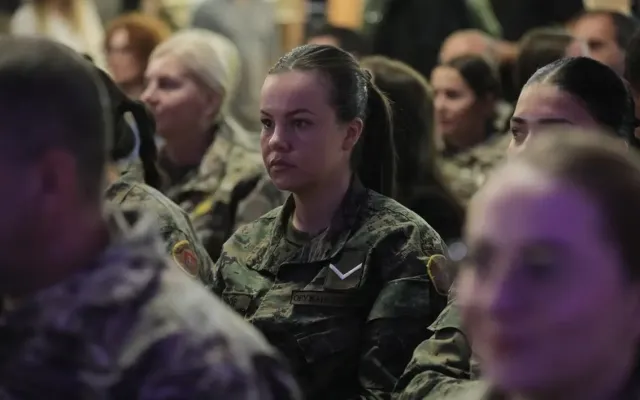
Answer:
[
  {"xmin": 267, "ymin": 124, "xmax": 290, "ymax": 152},
  {"xmin": 140, "ymin": 85, "xmax": 157, "ymax": 108},
  {"xmin": 486, "ymin": 269, "xmax": 526, "ymax": 322}
]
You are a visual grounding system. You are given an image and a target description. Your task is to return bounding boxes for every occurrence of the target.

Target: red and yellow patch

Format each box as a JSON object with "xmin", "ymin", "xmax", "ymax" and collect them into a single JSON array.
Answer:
[
  {"xmin": 427, "ymin": 254, "xmax": 454, "ymax": 296},
  {"xmin": 172, "ymin": 240, "xmax": 199, "ymax": 277}
]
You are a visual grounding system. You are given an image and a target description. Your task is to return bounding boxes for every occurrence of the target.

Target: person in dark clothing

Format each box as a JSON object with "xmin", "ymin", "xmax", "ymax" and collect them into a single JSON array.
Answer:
[
  {"xmin": 369, "ymin": 0, "xmax": 474, "ymax": 80},
  {"xmin": 361, "ymin": 55, "xmax": 465, "ymax": 241},
  {"xmin": 491, "ymin": 0, "xmax": 583, "ymax": 41}
]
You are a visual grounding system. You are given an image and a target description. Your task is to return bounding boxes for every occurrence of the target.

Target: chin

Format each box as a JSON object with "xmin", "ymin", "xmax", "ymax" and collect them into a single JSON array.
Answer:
[{"xmin": 486, "ymin": 360, "xmax": 551, "ymax": 394}]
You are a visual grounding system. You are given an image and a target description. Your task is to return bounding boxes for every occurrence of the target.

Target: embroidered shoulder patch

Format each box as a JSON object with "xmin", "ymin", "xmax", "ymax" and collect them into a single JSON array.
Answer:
[
  {"xmin": 427, "ymin": 254, "xmax": 455, "ymax": 296},
  {"xmin": 172, "ymin": 240, "xmax": 199, "ymax": 277}
]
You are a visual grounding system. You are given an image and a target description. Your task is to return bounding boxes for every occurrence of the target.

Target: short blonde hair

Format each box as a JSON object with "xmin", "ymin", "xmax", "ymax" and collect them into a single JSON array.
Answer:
[{"xmin": 149, "ymin": 29, "xmax": 240, "ymax": 116}]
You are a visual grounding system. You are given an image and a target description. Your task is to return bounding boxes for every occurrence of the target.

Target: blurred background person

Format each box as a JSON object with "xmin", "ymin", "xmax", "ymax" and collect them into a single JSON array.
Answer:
[
  {"xmin": 105, "ymin": 12, "xmax": 171, "ymax": 99},
  {"xmin": 433, "ymin": 55, "xmax": 502, "ymax": 154},
  {"xmin": 569, "ymin": 10, "xmax": 639, "ymax": 75},
  {"xmin": 11, "ymin": 0, "xmax": 106, "ymax": 68},
  {"xmin": 432, "ymin": 55, "xmax": 507, "ymax": 204},
  {"xmin": 361, "ymin": 55, "xmax": 464, "ymax": 241},
  {"xmin": 191, "ymin": 0, "xmax": 280, "ymax": 132},
  {"xmin": 456, "ymin": 130, "xmax": 640, "ymax": 400},
  {"xmin": 141, "ymin": 29, "xmax": 275, "ymax": 261},
  {"xmin": 307, "ymin": 23, "xmax": 369, "ymax": 58},
  {"xmin": 513, "ymin": 27, "xmax": 588, "ymax": 95}
]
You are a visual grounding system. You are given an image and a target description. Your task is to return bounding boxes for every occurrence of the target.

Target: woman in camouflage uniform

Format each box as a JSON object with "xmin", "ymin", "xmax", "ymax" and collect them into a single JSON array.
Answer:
[
  {"xmin": 141, "ymin": 29, "xmax": 282, "ymax": 261},
  {"xmin": 432, "ymin": 55, "xmax": 510, "ymax": 204},
  {"xmin": 97, "ymin": 66, "xmax": 214, "ymax": 278},
  {"xmin": 206, "ymin": 44, "xmax": 448, "ymax": 399}
]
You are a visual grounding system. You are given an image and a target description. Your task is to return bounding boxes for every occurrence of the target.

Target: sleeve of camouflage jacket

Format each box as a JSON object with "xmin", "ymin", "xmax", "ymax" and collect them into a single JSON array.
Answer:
[
  {"xmin": 190, "ymin": 175, "xmax": 281, "ymax": 263},
  {"xmin": 394, "ymin": 298, "xmax": 481, "ymax": 400},
  {"xmin": 112, "ymin": 334, "xmax": 301, "ymax": 400},
  {"xmin": 353, "ymin": 225, "xmax": 449, "ymax": 399}
]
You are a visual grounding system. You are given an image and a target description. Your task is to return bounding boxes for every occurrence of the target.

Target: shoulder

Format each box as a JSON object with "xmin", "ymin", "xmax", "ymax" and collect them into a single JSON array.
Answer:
[
  {"xmin": 123, "ymin": 267, "xmax": 299, "ymax": 394},
  {"xmin": 360, "ymin": 191, "xmax": 444, "ymax": 254}
]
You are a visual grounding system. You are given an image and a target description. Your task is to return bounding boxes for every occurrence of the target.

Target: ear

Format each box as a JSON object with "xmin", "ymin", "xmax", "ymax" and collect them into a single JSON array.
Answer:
[{"xmin": 341, "ymin": 118, "xmax": 364, "ymax": 152}]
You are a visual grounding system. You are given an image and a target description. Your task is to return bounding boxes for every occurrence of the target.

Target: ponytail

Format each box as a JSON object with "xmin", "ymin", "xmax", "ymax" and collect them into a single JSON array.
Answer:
[{"xmin": 356, "ymin": 81, "xmax": 396, "ymax": 198}]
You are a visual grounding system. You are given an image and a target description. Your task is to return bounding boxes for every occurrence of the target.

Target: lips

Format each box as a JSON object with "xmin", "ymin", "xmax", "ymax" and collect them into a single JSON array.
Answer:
[{"xmin": 269, "ymin": 158, "xmax": 295, "ymax": 169}]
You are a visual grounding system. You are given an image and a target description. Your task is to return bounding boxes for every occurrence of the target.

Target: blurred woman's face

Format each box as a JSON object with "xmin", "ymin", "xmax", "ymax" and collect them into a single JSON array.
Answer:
[
  {"xmin": 432, "ymin": 66, "xmax": 494, "ymax": 147},
  {"xmin": 458, "ymin": 163, "xmax": 640, "ymax": 395},
  {"xmin": 508, "ymin": 83, "xmax": 599, "ymax": 156},
  {"xmin": 106, "ymin": 28, "xmax": 144, "ymax": 88},
  {"xmin": 141, "ymin": 54, "xmax": 219, "ymax": 143}
]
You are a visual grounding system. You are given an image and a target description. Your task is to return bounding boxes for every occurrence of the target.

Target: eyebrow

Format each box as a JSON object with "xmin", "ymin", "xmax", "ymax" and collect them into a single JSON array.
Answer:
[
  {"xmin": 510, "ymin": 116, "xmax": 573, "ymax": 125},
  {"xmin": 260, "ymin": 108, "xmax": 315, "ymax": 117}
]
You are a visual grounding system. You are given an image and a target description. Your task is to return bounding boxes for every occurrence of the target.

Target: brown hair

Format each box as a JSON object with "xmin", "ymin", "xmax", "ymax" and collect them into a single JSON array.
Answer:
[
  {"xmin": 516, "ymin": 128, "xmax": 640, "ymax": 280},
  {"xmin": 105, "ymin": 13, "xmax": 171, "ymax": 69}
]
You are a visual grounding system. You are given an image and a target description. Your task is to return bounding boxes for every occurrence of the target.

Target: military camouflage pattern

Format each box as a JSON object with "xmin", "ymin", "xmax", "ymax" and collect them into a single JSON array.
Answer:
[
  {"xmin": 395, "ymin": 297, "xmax": 481, "ymax": 400},
  {"xmin": 162, "ymin": 117, "xmax": 282, "ymax": 261},
  {"xmin": 0, "ymin": 209, "xmax": 301, "ymax": 399},
  {"xmin": 105, "ymin": 168, "xmax": 215, "ymax": 278},
  {"xmin": 206, "ymin": 178, "xmax": 448, "ymax": 399},
  {"xmin": 440, "ymin": 134, "xmax": 511, "ymax": 204}
]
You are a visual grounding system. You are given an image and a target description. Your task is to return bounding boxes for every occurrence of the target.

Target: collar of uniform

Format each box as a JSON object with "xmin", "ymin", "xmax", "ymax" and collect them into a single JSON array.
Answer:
[
  {"xmin": 0, "ymin": 209, "xmax": 164, "ymax": 333},
  {"xmin": 117, "ymin": 157, "xmax": 146, "ymax": 184},
  {"xmin": 165, "ymin": 118, "xmax": 236, "ymax": 202},
  {"xmin": 252, "ymin": 175, "xmax": 368, "ymax": 273}
]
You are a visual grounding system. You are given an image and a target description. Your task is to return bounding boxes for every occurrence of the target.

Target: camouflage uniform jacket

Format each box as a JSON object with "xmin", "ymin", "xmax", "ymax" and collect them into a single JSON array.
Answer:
[
  {"xmin": 0, "ymin": 210, "xmax": 301, "ymax": 399},
  {"xmin": 106, "ymin": 163, "xmax": 215, "ymax": 278},
  {"xmin": 163, "ymin": 118, "xmax": 282, "ymax": 262},
  {"xmin": 206, "ymin": 177, "xmax": 448, "ymax": 399},
  {"xmin": 440, "ymin": 134, "xmax": 511, "ymax": 205},
  {"xmin": 395, "ymin": 297, "xmax": 481, "ymax": 400}
]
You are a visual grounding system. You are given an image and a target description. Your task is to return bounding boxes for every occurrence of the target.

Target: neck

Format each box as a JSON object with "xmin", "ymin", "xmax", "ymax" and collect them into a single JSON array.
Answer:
[
  {"xmin": 164, "ymin": 127, "xmax": 213, "ymax": 167},
  {"xmin": 5, "ymin": 206, "xmax": 108, "ymax": 303},
  {"xmin": 510, "ymin": 354, "xmax": 636, "ymax": 400},
  {"xmin": 292, "ymin": 169, "xmax": 352, "ymax": 234}
]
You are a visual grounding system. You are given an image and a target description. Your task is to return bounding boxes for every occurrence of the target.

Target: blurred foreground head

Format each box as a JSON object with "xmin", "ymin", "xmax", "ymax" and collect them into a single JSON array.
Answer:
[
  {"xmin": 0, "ymin": 37, "xmax": 109, "ymax": 295},
  {"xmin": 460, "ymin": 127, "xmax": 640, "ymax": 399}
]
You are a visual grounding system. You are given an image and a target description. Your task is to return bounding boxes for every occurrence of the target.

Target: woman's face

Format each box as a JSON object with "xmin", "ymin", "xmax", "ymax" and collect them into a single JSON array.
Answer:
[
  {"xmin": 458, "ymin": 163, "xmax": 640, "ymax": 394},
  {"xmin": 141, "ymin": 54, "xmax": 219, "ymax": 143},
  {"xmin": 508, "ymin": 83, "xmax": 600, "ymax": 156},
  {"xmin": 432, "ymin": 65, "xmax": 493, "ymax": 146},
  {"xmin": 259, "ymin": 70, "xmax": 361, "ymax": 194},
  {"xmin": 106, "ymin": 28, "xmax": 143, "ymax": 88}
]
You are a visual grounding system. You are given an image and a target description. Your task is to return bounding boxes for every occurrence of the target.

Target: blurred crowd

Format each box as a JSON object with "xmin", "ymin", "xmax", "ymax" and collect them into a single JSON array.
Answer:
[{"xmin": 1, "ymin": 0, "xmax": 640, "ymax": 399}]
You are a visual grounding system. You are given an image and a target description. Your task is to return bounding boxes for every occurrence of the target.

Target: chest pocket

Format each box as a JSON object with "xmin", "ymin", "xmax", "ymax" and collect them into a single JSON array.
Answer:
[{"xmin": 291, "ymin": 250, "xmax": 369, "ymax": 372}]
